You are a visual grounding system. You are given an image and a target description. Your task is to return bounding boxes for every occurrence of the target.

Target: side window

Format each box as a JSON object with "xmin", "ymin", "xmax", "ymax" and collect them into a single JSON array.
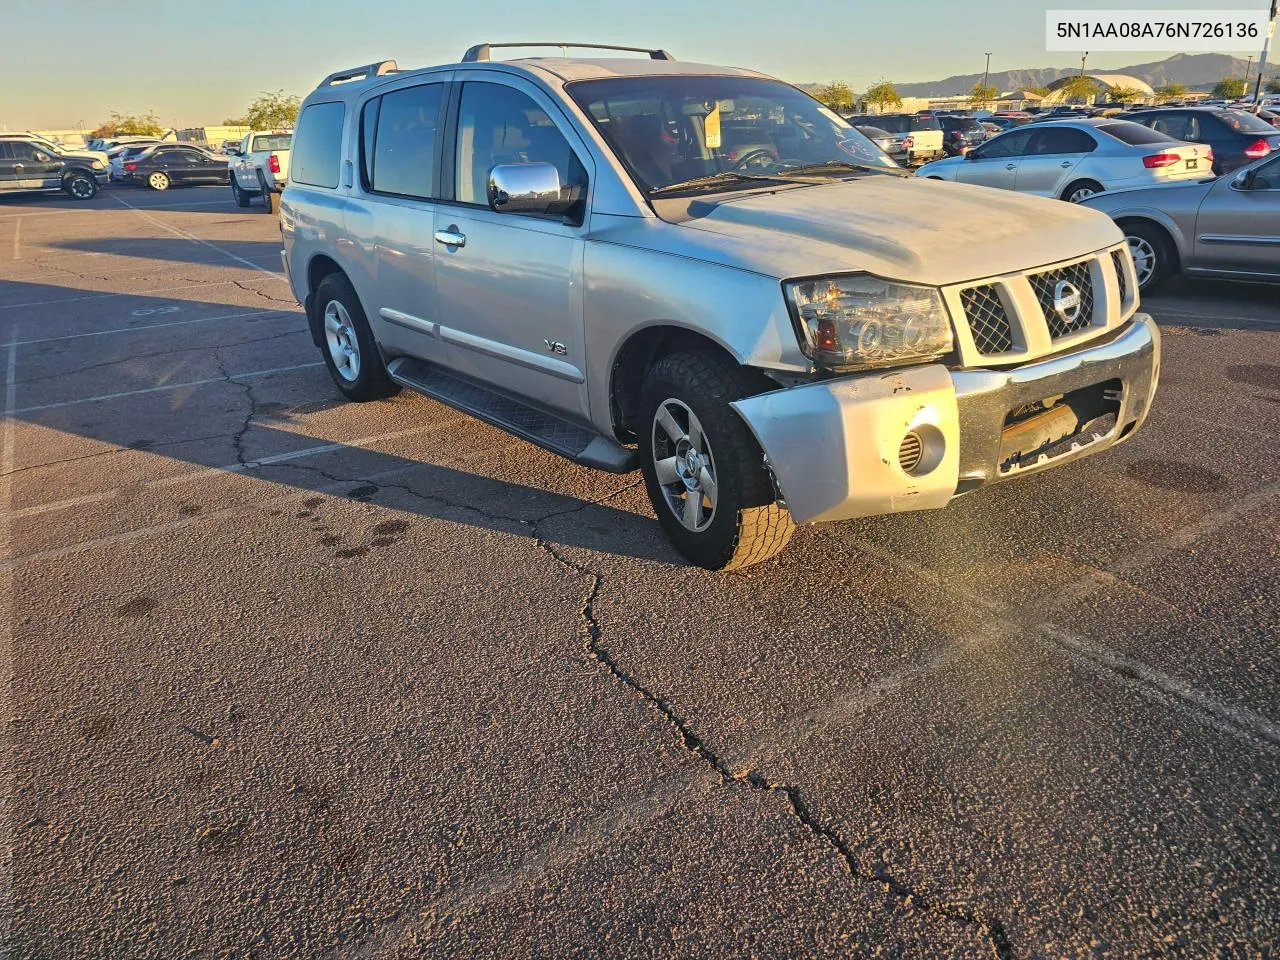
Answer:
[
  {"xmin": 239, "ymin": 135, "xmax": 251, "ymax": 155},
  {"xmin": 0, "ymin": 143, "xmax": 11, "ymax": 161},
  {"xmin": 368, "ymin": 83, "xmax": 443, "ymax": 199},
  {"xmin": 292, "ymin": 101, "xmax": 345, "ymax": 188},
  {"xmin": 977, "ymin": 129, "xmax": 1033, "ymax": 158},
  {"xmin": 1151, "ymin": 114, "xmax": 1189, "ymax": 140},
  {"xmin": 9, "ymin": 142, "xmax": 39, "ymax": 162},
  {"xmin": 1029, "ymin": 128, "xmax": 1095, "ymax": 155},
  {"xmin": 1185, "ymin": 116, "xmax": 1202, "ymax": 141},
  {"xmin": 454, "ymin": 82, "xmax": 585, "ymax": 207}
]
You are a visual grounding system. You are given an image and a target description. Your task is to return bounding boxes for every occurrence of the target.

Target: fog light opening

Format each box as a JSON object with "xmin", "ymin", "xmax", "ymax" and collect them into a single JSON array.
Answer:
[{"xmin": 899, "ymin": 424, "xmax": 945, "ymax": 476}]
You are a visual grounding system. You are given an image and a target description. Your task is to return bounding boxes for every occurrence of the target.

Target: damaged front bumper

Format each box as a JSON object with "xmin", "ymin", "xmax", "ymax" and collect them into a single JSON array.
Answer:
[{"xmin": 731, "ymin": 314, "xmax": 1160, "ymax": 524}]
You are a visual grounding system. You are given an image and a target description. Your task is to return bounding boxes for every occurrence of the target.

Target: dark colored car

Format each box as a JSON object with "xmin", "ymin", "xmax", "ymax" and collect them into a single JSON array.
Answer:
[
  {"xmin": 985, "ymin": 114, "xmax": 1031, "ymax": 130},
  {"xmin": 938, "ymin": 115, "xmax": 986, "ymax": 155},
  {"xmin": 0, "ymin": 139, "xmax": 103, "ymax": 200},
  {"xmin": 852, "ymin": 125, "xmax": 909, "ymax": 164},
  {"xmin": 1116, "ymin": 107, "xmax": 1280, "ymax": 174},
  {"xmin": 126, "ymin": 144, "xmax": 230, "ymax": 191}
]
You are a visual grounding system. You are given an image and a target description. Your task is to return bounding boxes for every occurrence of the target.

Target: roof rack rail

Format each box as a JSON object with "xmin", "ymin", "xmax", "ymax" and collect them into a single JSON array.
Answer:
[
  {"xmin": 461, "ymin": 42, "xmax": 674, "ymax": 63},
  {"xmin": 318, "ymin": 60, "xmax": 399, "ymax": 88}
]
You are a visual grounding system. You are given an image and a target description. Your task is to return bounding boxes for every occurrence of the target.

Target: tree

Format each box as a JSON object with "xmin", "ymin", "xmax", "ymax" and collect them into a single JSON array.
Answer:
[
  {"xmin": 1026, "ymin": 85, "xmax": 1051, "ymax": 97},
  {"xmin": 813, "ymin": 81, "xmax": 856, "ymax": 114},
  {"xmin": 1056, "ymin": 75, "xmax": 1101, "ymax": 104},
  {"xmin": 1212, "ymin": 77, "xmax": 1247, "ymax": 99},
  {"xmin": 969, "ymin": 82, "xmax": 999, "ymax": 106},
  {"xmin": 1267, "ymin": 77, "xmax": 1280, "ymax": 94},
  {"xmin": 244, "ymin": 90, "xmax": 300, "ymax": 130},
  {"xmin": 862, "ymin": 80, "xmax": 902, "ymax": 114},
  {"xmin": 89, "ymin": 111, "xmax": 164, "ymax": 139},
  {"xmin": 1155, "ymin": 83, "xmax": 1188, "ymax": 102},
  {"xmin": 1106, "ymin": 86, "xmax": 1145, "ymax": 102},
  {"xmin": 222, "ymin": 116, "xmax": 248, "ymax": 126}
]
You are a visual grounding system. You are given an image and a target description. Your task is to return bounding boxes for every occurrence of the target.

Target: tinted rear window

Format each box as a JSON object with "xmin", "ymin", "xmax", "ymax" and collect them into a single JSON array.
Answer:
[
  {"xmin": 1216, "ymin": 110, "xmax": 1278, "ymax": 134},
  {"xmin": 872, "ymin": 116, "xmax": 909, "ymax": 134},
  {"xmin": 290, "ymin": 103, "xmax": 343, "ymax": 188},
  {"xmin": 1097, "ymin": 121, "xmax": 1177, "ymax": 146}
]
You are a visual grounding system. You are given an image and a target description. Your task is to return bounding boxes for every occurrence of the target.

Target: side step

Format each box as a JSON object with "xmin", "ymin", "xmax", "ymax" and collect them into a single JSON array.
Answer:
[{"xmin": 386, "ymin": 358, "xmax": 638, "ymax": 473}]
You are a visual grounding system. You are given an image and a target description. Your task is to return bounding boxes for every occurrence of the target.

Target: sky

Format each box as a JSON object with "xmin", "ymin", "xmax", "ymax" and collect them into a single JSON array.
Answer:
[{"xmin": 1, "ymin": 0, "xmax": 1267, "ymax": 130}]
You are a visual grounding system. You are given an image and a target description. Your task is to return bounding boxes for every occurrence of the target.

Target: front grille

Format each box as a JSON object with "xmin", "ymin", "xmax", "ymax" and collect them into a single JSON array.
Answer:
[
  {"xmin": 959, "ymin": 284, "xmax": 1014, "ymax": 354},
  {"xmin": 1111, "ymin": 249, "xmax": 1129, "ymax": 304},
  {"xmin": 1030, "ymin": 260, "xmax": 1094, "ymax": 339}
]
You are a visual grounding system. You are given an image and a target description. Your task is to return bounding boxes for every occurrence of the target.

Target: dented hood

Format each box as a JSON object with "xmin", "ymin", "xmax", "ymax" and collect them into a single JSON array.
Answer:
[{"xmin": 671, "ymin": 176, "xmax": 1122, "ymax": 287}]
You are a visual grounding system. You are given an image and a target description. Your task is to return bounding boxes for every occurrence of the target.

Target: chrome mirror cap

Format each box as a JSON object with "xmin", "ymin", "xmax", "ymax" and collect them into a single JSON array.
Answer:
[{"xmin": 488, "ymin": 162, "xmax": 565, "ymax": 215}]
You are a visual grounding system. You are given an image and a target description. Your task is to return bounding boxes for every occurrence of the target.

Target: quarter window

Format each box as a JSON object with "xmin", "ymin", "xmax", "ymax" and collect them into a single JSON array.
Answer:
[
  {"xmin": 292, "ymin": 101, "xmax": 345, "ymax": 188},
  {"xmin": 454, "ymin": 82, "xmax": 585, "ymax": 207},
  {"xmin": 366, "ymin": 83, "xmax": 444, "ymax": 199}
]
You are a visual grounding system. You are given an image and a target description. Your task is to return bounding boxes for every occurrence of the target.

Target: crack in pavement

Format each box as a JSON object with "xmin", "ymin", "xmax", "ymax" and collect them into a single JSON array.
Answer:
[
  {"xmin": 214, "ymin": 347, "xmax": 259, "ymax": 468},
  {"xmin": 233, "ymin": 279, "xmax": 297, "ymax": 305}
]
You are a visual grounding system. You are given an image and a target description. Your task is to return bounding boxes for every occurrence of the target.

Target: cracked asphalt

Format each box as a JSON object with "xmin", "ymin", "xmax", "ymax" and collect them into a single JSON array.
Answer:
[{"xmin": 1, "ymin": 185, "xmax": 1277, "ymax": 958}]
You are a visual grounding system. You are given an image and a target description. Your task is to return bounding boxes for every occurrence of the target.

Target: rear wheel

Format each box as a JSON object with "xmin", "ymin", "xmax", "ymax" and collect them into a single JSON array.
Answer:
[
  {"xmin": 147, "ymin": 170, "xmax": 170, "ymax": 191},
  {"xmin": 638, "ymin": 351, "xmax": 794, "ymax": 570},
  {"xmin": 62, "ymin": 171, "xmax": 98, "ymax": 200},
  {"xmin": 258, "ymin": 172, "xmax": 275, "ymax": 213},
  {"xmin": 1124, "ymin": 221, "xmax": 1175, "ymax": 293},
  {"xmin": 1062, "ymin": 179, "xmax": 1103, "ymax": 203},
  {"xmin": 230, "ymin": 174, "xmax": 251, "ymax": 207},
  {"xmin": 314, "ymin": 272, "xmax": 399, "ymax": 402}
]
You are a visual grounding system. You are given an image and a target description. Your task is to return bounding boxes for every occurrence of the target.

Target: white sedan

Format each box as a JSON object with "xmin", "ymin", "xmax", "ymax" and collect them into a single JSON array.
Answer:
[{"xmin": 916, "ymin": 119, "xmax": 1211, "ymax": 202}]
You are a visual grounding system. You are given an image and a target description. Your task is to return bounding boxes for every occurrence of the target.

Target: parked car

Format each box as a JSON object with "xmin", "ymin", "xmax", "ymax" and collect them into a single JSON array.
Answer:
[
  {"xmin": 1116, "ymin": 107, "xmax": 1280, "ymax": 174},
  {"xmin": 853, "ymin": 125, "xmax": 909, "ymax": 165},
  {"xmin": 109, "ymin": 142, "xmax": 161, "ymax": 181},
  {"xmin": 1081, "ymin": 152, "xmax": 1280, "ymax": 292},
  {"xmin": 916, "ymin": 119, "xmax": 1211, "ymax": 202},
  {"xmin": 229, "ymin": 129, "xmax": 292, "ymax": 207},
  {"xmin": 125, "ymin": 143, "xmax": 229, "ymax": 190},
  {"xmin": 938, "ymin": 115, "xmax": 986, "ymax": 155},
  {"xmin": 861, "ymin": 113, "xmax": 944, "ymax": 164},
  {"xmin": 0, "ymin": 139, "xmax": 104, "ymax": 199},
  {"xmin": 984, "ymin": 115, "xmax": 1029, "ymax": 130},
  {"xmin": 0, "ymin": 132, "xmax": 109, "ymax": 167},
  {"xmin": 280, "ymin": 45, "xmax": 1159, "ymax": 570}
]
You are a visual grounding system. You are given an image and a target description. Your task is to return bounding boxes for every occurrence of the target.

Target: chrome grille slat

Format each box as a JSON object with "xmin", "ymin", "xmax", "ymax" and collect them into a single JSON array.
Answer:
[
  {"xmin": 1029, "ymin": 260, "xmax": 1094, "ymax": 339},
  {"xmin": 959, "ymin": 284, "xmax": 1014, "ymax": 355},
  {"xmin": 1111, "ymin": 249, "xmax": 1128, "ymax": 304}
]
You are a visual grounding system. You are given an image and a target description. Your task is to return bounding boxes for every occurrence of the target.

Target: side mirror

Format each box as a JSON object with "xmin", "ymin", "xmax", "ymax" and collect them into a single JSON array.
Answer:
[
  {"xmin": 965, "ymin": 150, "xmax": 980, "ymax": 160},
  {"xmin": 487, "ymin": 162, "xmax": 575, "ymax": 217}
]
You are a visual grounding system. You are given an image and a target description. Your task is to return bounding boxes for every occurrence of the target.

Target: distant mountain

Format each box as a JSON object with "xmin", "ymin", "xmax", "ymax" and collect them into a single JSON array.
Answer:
[{"xmin": 840, "ymin": 53, "xmax": 1267, "ymax": 98}]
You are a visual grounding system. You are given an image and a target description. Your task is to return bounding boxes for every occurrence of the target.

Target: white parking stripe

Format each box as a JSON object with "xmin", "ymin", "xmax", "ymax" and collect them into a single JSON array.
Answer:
[
  {"xmin": 10, "ymin": 220, "xmax": 19, "ymax": 261},
  {"xmin": 0, "ymin": 197, "xmax": 236, "ymax": 220},
  {"xmin": 2, "ymin": 309, "xmax": 287, "ymax": 347},
  {"xmin": 11, "ymin": 361, "xmax": 323, "ymax": 414},
  {"xmin": 111, "ymin": 194, "xmax": 285, "ymax": 279}
]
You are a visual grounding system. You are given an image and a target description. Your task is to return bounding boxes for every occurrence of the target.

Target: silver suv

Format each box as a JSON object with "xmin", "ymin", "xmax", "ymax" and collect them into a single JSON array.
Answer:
[{"xmin": 281, "ymin": 43, "xmax": 1161, "ymax": 570}]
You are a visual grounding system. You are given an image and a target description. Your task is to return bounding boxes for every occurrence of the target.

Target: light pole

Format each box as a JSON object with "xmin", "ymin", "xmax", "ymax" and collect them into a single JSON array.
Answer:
[
  {"xmin": 982, "ymin": 52, "xmax": 993, "ymax": 109},
  {"xmin": 1253, "ymin": 0, "xmax": 1278, "ymax": 113}
]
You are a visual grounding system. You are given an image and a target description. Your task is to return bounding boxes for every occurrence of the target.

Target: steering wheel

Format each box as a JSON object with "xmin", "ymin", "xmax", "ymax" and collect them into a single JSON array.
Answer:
[{"xmin": 730, "ymin": 148, "xmax": 779, "ymax": 171}]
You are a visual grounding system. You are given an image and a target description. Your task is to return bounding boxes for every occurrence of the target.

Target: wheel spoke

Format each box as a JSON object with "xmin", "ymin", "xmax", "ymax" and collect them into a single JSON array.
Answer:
[
  {"xmin": 654, "ymin": 456, "xmax": 681, "ymax": 486},
  {"xmin": 656, "ymin": 405, "xmax": 684, "ymax": 444},
  {"xmin": 682, "ymin": 492, "xmax": 701, "ymax": 528},
  {"xmin": 697, "ymin": 467, "xmax": 717, "ymax": 504},
  {"xmin": 687, "ymin": 417, "xmax": 704, "ymax": 453},
  {"xmin": 324, "ymin": 313, "xmax": 342, "ymax": 334}
]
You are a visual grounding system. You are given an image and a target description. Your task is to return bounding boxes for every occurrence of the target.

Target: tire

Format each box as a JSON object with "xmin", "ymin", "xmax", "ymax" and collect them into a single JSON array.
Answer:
[
  {"xmin": 147, "ymin": 170, "xmax": 170, "ymax": 191},
  {"xmin": 62, "ymin": 171, "xmax": 98, "ymax": 200},
  {"xmin": 258, "ymin": 172, "xmax": 275, "ymax": 212},
  {"xmin": 230, "ymin": 174, "xmax": 251, "ymax": 207},
  {"xmin": 1124, "ymin": 221, "xmax": 1174, "ymax": 294},
  {"xmin": 313, "ymin": 272, "xmax": 399, "ymax": 402},
  {"xmin": 1062, "ymin": 179, "xmax": 1103, "ymax": 203},
  {"xmin": 638, "ymin": 351, "xmax": 794, "ymax": 570}
]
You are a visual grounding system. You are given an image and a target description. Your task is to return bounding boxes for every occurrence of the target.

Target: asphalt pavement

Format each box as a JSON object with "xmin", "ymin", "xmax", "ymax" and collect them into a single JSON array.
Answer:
[{"xmin": 1, "ymin": 185, "xmax": 1277, "ymax": 958}]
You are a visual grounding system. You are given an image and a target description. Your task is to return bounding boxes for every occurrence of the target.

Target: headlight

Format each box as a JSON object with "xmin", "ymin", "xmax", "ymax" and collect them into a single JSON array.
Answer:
[
  {"xmin": 90, "ymin": 160, "xmax": 104, "ymax": 170},
  {"xmin": 784, "ymin": 274, "xmax": 954, "ymax": 370}
]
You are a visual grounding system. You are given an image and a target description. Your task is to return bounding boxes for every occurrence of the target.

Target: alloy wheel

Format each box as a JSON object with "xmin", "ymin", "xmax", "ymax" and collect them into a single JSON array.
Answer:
[
  {"xmin": 323, "ymin": 300, "xmax": 361, "ymax": 382},
  {"xmin": 1128, "ymin": 236, "xmax": 1157, "ymax": 288},
  {"xmin": 651, "ymin": 398, "xmax": 718, "ymax": 532}
]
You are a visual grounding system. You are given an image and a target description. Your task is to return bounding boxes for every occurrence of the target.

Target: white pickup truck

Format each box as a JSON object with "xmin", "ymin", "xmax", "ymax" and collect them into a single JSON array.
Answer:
[{"xmin": 228, "ymin": 129, "xmax": 292, "ymax": 207}]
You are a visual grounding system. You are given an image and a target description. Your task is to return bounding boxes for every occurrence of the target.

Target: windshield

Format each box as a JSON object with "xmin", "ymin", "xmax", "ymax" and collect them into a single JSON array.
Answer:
[
  {"xmin": 251, "ymin": 134, "xmax": 292, "ymax": 152},
  {"xmin": 1217, "ymin": 110, "xmax": 1278, "ymax": 134},
  {"xmin": 566, "ymin": 75, "xmax": 894, "ymax": 194}
]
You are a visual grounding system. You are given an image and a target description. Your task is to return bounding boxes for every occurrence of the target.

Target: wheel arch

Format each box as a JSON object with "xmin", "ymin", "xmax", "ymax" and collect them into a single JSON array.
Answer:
[
  {"xmin": 1115, "ymin": 214, "xmax": 1182, "ymax": 273},
  {"xmin": 304, "ymin": 254, "xmax": 348, "ymax": 347},
  {"xmin": 608, "ymin": 323, "xmax": 759, "ymax": 443}
]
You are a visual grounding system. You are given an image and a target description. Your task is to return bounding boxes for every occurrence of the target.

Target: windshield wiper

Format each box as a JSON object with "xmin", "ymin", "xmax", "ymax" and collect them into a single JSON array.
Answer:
[
  {"xmin": 648, "ymin": 171, "xmax": 802, "ymax": 197},
  {"xmin": 777, "ymin": 159, "xmax": 912, "ymax": 179}
]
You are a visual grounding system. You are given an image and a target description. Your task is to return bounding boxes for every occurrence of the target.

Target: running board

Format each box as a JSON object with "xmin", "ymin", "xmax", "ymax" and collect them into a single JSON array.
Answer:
[{"xmin": 386, "ymin": 358, "xmax": 638, "ymax": 473}]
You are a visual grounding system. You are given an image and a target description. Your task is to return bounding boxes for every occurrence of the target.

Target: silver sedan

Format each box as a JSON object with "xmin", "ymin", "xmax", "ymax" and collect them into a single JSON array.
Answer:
[
  {"xmin": 1080, "ymin": 151, "xmax": 1280, "ymax": 292},
  {"xmin": 916, "ymin": 119, "xmax": 1210, "ymax": 203}
]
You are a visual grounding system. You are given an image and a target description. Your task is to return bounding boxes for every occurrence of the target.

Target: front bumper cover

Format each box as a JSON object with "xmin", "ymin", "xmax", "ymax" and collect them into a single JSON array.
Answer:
[{"xmin": 732, "ymin": 314, "xmax": 1160, "ymax": 524}]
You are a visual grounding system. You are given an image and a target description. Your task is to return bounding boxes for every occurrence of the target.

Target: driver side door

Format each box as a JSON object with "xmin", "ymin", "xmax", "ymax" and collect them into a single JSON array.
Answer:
[
  {"xmin": 1192, "ymin": 154, "xmax": 1280, "ymax": 276},
  {"xmin": 955, "ymin": 129, "xmax": 1032, "ymax": 189}
]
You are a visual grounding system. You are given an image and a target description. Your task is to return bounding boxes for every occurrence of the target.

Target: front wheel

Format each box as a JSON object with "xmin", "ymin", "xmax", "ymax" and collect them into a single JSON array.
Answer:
[
  {"xmin": 1125, "ymin": 222, "xmax": 1174, "ymax": 293},
  {"xmin": 147, "ymin": 171, "xmax": 170, "ymax": 191},
  {"xmin": 63, "ymin": 172, "xmax": 98, "ymax": 200},
  {"xmin": 639, "ymin": 352, "xmax": 794, "ymax": 570},
  {"xmin": 230, "ymin": 175, "xmax": 251, "ymax": 207},
  {"xmin": 313, "ymin": 272, "xmax": 399, "ymax": 402}
]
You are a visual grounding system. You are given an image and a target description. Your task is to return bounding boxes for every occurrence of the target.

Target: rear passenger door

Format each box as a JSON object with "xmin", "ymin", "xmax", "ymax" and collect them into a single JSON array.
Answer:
[
  {"xmin": 0, "ymin": 143, "xmax": 17, "ymax": 191},
  {"xmin": 354, "ymin": 78, "xmax": 450, "ymax": 364},
  {"xmin": 1014, "ymin": 127, "xmax": 1096, "ymax": 197},
  {"xmin": 432, "ymin": 77, "xmax": 593, "ymax": 421}
]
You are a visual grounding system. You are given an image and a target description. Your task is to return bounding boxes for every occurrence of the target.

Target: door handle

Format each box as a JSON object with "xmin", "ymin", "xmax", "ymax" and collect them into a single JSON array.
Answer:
[
  {"xmin": 1005, "ymin": 163, "xmax": 1016, "ymax": 170},
  {"xmin": 434, "ymin": 227, "xmax": 466, "ymax": 248},
  {"xmin": 1060, "ymin": 161, "xmax": 1073, "ymax": 167}
]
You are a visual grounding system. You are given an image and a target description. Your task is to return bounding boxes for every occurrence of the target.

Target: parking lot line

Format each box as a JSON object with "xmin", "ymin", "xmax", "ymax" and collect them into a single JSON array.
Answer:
[
  {"xmin": 2, "ymin": 309, "xmax": 284, "ymax": 348},
  {"xmin": 0, "ymin": 198, "xmax": 236, "ymax": 221},
  {"xmin": 111, "ymin": 194, "xmax": 285, "ymax": 280},
  {"xmin": 10, "ymin": 220, "xmax": 19, "ymax": 261},
  {"xmin": 0, "ymin": 277, "xmax": 260, "ymax": 311},
  {"xmin": 10, "ymin": 361, "xmax": 323, "ymax": 414}
]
